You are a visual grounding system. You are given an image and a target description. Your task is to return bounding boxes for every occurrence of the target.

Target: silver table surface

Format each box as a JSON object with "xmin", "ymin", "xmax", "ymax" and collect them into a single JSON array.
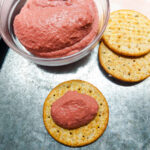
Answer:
[{"xmin": 0, "ymin": 42, "xmax": 150, "ymax": 150}]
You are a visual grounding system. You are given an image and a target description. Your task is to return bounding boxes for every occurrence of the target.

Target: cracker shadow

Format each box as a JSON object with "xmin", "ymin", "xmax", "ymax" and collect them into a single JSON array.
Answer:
[
  {"xmin": 97, "ymin": 54, "xmax": 142, "ymax": 86},
  {"xmin": 0, "ymin": 39, "xmax": 9, "ymax": 70},
  {"xmin": 37, "ymin": 53, "xmax": 91, "ymax": 74}
]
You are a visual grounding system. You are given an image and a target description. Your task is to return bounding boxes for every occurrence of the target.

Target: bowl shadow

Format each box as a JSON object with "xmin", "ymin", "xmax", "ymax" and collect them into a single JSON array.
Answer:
[
  {"xmin": 37, "ymin": 53, "xmax": 91, "ymax": 74},
  {"xmin": 0, "ymin": 39, "xmax": 9, "ymax": 70}
]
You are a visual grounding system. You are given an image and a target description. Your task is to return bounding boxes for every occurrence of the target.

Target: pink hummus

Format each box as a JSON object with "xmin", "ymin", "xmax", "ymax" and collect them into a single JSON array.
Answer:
[
  {"xmin": 13, "ymin": 0, "xmax": 99, "ymax": 58},
  {"xmin": 51, "ymin": 91, "xmax": 99, "ymax": 129}
]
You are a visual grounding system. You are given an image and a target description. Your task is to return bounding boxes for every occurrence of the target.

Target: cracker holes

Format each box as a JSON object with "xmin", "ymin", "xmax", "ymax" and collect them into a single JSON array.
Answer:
[
  {"xmin": 78, "ymin": 88, "xmax": 81, "ymax": 91},
  {"xmin": 99, "ymin": 114, "xmax": 101, "ymax": 117},
  {"xmin": 82, "ymin": 135, "xmax": 85, "ymax": 138},
  {"xmin": 127, "ymin": 28, "xmax": 130, "ymax": 32},
  {"xmin": 108, "ymin": 60, "xmax": 111, "ymax": 63},
  {"xmin": 53, "ymin": 94, "xmax": 56, "ymax": 97},
  {"xmin": 109, "ymin": 27, "xmax": 113, "ymax": 30},
  {"xmin": 117, "ymin": 35, "xmax": 121, "ymax": 39},
  {"xmin": 70, "ymin": 132, "xmax": 72, "ymax": 135},
  {"xmin": 138, "ymin": 48, "xmax": 141, "ymax": 51},
  {"xmin": 138, "ymin": 69, "xmax": 141, "ymax": 71},
  {"xmin": 118, "ymin": 20, "xmax": 122, "ymax": 23},
  {"xmin": 100, "ymin": 103, "xmax": 103, "ymax": 106},
  {"xmin": 57, "ymin": 130, "xmax": 59, "ymax": 133},
  {"xmin": 89, "ymin": 90, "xmax": 92, "ymax": 93},
  {"xmin": 128, "ymin": 37, "xmax": 131, "ymax": 41},
  {"xmin": 118, "ymin": 45, "xmax": 121, "ymax": 48},
  {"xmin": 48, "ymin": 116, "xmax": 50, "ymax": 118},
  {"xmin": 107, "ymin": 67, "xmax": 111, "ymax": 70},
  {"xmin": 134, "ymin": 15, "xmax": 139, "ymax": 18},
  {"xmin": 137, "ymin": 30, "xmax": 141, "ymax": 33},
  {"xmin": 133, "ymin": 60, "xmax": 136, "ymax": 62},
  {"xmin": 98, "ymin": 126, "xmax": 100, "ymax": 128},
  {"xmin": 127, "ymin": 14, "xmax": 130, "ymax": 16},
  {"xmin": 67, "ymin": 85, "xmax": 70, "ymax": 89},
  {"xmin": 128, "ymin": 45, "xmax": 131, "ymax": 48},
  {"xmin": 128, "ymin": 72, "xmax": 131, "ymax": 76}
]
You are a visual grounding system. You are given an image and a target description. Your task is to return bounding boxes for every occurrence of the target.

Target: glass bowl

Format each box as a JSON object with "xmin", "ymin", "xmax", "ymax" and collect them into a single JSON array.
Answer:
[{"xmin": 0, "ymin": 0, "xmax": 109, "ymax": 66}]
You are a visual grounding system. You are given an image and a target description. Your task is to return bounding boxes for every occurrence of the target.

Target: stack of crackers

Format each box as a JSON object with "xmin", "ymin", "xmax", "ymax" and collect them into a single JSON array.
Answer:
[{"xmin": 99, "ymin": 10, "xmax": 150, "ymax": 82}]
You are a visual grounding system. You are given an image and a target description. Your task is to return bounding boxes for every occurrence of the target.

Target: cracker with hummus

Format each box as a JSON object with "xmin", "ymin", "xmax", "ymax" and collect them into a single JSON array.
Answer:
[
  {"xmin": 103, "ymin": 10, "xmax": 150, "ymax": 57},
  {"xmin": 99, "ymin": 42, "xmax": 150, "ymax": 82},
  {"xmin": 43, "ymin": 80, "xmax": 109, "ymax": 147}
]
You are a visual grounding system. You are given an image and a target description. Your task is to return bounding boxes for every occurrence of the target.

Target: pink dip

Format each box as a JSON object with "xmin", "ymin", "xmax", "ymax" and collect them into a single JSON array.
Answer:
[
  {"xmin": 51, "ymin": 91, "xmax": 99, "ymax": 129},
  {"xmin": 13, "ymin": 0, "xmax": 99, "ymax": 58}
]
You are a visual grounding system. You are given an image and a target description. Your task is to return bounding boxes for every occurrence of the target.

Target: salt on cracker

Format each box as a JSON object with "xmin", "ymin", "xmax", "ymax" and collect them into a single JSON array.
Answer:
[
  {"xmin": 99, "ymin": 42, "xmax": 150, "ymax": 82},
  {"xmin": 43, "ymin": 80, "xmax": 109, "ymax": 147},
  {"xmin": 103, "ymin": 9, "xmax": 150, "ymax": 57}
]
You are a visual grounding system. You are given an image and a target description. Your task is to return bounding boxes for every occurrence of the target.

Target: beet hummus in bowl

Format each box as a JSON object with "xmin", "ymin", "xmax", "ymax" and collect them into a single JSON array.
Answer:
[{"xmin": 0, "ymin": 0, "xmax": 109, "ymax": 66}]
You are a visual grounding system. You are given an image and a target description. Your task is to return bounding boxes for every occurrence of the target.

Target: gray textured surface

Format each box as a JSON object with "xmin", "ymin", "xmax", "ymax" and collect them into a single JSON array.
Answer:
[{"xmin": 0, "ymin": 45, "xmax": 150, "ymax": 150}]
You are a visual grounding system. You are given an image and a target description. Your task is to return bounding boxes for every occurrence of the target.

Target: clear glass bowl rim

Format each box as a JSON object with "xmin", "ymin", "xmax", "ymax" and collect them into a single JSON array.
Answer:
[{"xmin": 0, "ymin": 0, "xmax": 110, "ymax": 62}]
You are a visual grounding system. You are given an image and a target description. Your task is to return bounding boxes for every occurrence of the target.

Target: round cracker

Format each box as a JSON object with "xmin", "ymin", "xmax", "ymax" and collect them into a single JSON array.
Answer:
[
  {"xmin": 43, "ymin": 80, "xmax": 109, "ymax": 147},
  {"xmin": 103, "ymin": 9, "xmax": 150, "ymax": 57},
  {"xmin": 99, "ymin": 42, "xmax": 150, "ymax": 82}
]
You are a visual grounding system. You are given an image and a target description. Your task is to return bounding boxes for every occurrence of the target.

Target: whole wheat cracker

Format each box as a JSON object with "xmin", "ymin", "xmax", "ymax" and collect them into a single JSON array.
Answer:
[
  {"xmin": 103, "ymin": 9, "xmax": 150, "ymax": 57},
  {"xmin": 43, "ymin": 80, "xmax": 109, "ymax": 147},
  {"xmin": 99, "ymin": 42, "xmax": 150, "ymax": 82}
]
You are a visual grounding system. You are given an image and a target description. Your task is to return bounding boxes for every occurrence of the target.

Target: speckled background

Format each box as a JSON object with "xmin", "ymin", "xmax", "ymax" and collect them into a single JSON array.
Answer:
[{"xmin": 0, "ymin": 0, "xmax": 150, "ymax": 150}]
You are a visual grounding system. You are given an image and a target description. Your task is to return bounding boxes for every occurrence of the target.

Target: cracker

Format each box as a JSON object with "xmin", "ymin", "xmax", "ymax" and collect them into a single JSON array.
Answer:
[
  {"xmin": 43, "ymin": 80, "xmax": 109, "ymax": 147},
  {"xmin": 103, "ymin": 9, "xmax": 150, "ymax": 57},
  {"xmin": 99, "ymin": 42, "xmax": 150, "ymax": 82}
]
